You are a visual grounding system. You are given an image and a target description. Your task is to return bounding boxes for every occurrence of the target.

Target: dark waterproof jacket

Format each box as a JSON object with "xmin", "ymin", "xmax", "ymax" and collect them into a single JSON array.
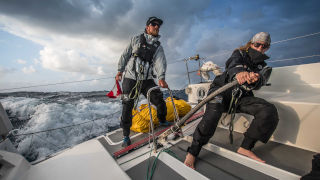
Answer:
[{"xmin": 210, "ymin": 49, "xmax": 269, "ymax": 102}]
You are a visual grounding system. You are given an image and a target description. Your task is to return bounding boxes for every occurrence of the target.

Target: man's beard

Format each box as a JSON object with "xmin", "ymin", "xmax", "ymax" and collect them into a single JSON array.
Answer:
[{"xmin": 150, "ymin": 29, "xmax": 159, "ymax": 36}]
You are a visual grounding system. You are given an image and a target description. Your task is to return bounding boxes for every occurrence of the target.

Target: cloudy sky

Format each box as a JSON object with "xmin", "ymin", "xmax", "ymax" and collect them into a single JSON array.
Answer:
[{"xmin": 0, "ymin": 0, "xmax": 319, "ymax": 92}]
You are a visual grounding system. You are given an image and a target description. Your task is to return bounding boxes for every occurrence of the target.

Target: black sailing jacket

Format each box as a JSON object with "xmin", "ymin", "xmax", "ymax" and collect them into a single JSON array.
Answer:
[{"xmin": 210, "ymin": 48, "xmax": 269, "ymax": 100}]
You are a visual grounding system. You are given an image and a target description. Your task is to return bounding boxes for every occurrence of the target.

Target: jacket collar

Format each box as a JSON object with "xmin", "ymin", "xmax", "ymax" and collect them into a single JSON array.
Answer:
[{"xmin": 144, "ymin": 32, "xmax": 160, "ymax": 44}]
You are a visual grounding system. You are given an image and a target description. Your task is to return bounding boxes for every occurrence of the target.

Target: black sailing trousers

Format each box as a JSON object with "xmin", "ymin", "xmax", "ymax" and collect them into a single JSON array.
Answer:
[
  {"xmin": 188, "ymin": 92, "xmax": 279, "ymax": 157},
  {"xmin": 121, "ymin": 78, "xmax": 167, "ymax": 137}
]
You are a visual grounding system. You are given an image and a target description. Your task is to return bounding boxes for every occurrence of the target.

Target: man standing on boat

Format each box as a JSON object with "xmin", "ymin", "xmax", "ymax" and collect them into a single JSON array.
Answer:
[
  {"xmin": 115, "ymin": 17, "xmax": 170, "ymax": 147},
  {"xmin": 184, "ymin": 32, "xmax": 279, "ymax": 168}
]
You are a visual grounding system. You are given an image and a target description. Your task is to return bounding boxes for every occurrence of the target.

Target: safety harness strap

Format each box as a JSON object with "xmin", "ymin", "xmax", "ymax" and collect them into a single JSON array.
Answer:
[{"xmin": 221, "ymin": 86, "xmax": 242, "ymax": 144}]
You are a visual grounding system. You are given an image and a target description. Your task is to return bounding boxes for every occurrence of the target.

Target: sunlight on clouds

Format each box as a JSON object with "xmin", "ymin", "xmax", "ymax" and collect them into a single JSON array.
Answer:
[
  {"xmin": 22, "ymin": 65, "xmax": 35, "ymax": 74},
  {"xmin": 96, "ymin": 66, "xmax": 105, "ymax": 75},
  {"xmin": 90, "ymin": 79, "xmax": 99, "ymax": 85},
  {"xmin": 0, "ymin": 0, "xmax": 212, "ymax": 90},
  {"xmin": 0, "ymin": 15, "xmax": 121, "ymax": 77},
  {"xmin": 0, "ymin": 0, "xmax": 319, "ymax": 91},
  {"xmin": 39, "ymin": 46, "xmax": 108, "ymax": 75},
  {"xmin": 0, "ymin": 67, "xmax": 8, "ymax": 78},
  {"xmin": 33, "ymin": 58, "xmax": 40, "ymax": 65},
  {"xmin": 16, "ymin": 59, "xmax": 27, "ymax": 64},
  {"xmin": 79, "ymin": 74, "xmax": 87, "ymax": 81}
]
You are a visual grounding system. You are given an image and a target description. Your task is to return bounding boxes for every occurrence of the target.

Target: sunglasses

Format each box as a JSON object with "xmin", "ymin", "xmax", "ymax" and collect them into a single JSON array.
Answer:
[
  {"xmin": 149, "ymin": 22, "xmax": 160, "ymax": 27},
  {"xmin": 253, "ymin": 42, "xmax": 270, "ymax": 49}
]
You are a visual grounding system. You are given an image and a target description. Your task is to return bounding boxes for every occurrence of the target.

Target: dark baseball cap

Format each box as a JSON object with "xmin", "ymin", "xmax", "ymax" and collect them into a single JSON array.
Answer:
[{"xmin": 146, "ymin": 16, "xmax": 163, "ymax": 26}]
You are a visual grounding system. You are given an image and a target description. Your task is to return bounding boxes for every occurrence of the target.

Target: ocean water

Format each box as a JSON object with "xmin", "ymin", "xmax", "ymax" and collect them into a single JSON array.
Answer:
[{"xmin": 0, "ymin": 90, "xmax": 186, "ymax": 162}]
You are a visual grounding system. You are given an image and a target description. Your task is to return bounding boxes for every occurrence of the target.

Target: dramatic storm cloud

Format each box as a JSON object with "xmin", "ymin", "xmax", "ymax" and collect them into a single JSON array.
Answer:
[{"xmin": 0, "ymin": 0, "xmax": 319, "ymax": 91}]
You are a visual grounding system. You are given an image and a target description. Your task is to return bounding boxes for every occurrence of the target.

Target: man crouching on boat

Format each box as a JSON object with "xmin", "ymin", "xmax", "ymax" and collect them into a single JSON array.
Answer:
[
  {"xmin": 184, "ymin": 32, "xmax": 279, "ymax": 169},
  {"xmin": 115, "ymin": 17, "xmax": 171, "ymax": 147}
]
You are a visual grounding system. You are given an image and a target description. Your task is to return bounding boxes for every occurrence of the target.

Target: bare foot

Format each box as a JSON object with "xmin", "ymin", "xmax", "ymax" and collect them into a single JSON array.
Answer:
[
  {"xmin": 184, "ymin": 153, "xmax": 196, "ymax": 169},
  {"xmin": 237, "ymin": 147, "xmax": 266, "ymax": 163}
]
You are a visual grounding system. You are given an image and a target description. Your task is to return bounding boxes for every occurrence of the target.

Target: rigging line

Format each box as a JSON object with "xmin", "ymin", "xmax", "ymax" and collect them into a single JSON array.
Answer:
[
  {"xmin": 11, "ymin": 105, "xmax": 119, "ymax": 120},
  {"xmin": 268, "ymin": 54, "xmax": 320, "ymax": 63},
  {"xmin": 0, "ymin": 76, "xmax": 114, "ymax": 92},
  {"xmin": 207, "ymin": 31, "xmax": 320, "ymax": 59},
  {"xmin": 10, "ymin": 110, "xmax": 120, "ymax": 136},
  {"xmin": 174, "ymin": 31, "xmax": 320, "ymax": 61},
  {"xmin": 271, "ymin": 31, "xmax": 320, "ymax": 44},
  {"xmin": 2, "ymin": 93, "xmax": 120, "ymax": 119},
  {"xmin": 168, "ymin": 59, "xmax": 185, "ymax": 64},
  {"xmin": 33, "ymin": 133, "xmax": 62, "ymax": 151},
  {"xmin": 206, "ymin": 51, "xmax": 232, "ymax": 59},
  {"xmin": 168, "ymin": 57, "xmax": 206, "ymax": 65},
  {"xmin": 7, "ymin": 92, "xmax": 177, "ymax": 122}
]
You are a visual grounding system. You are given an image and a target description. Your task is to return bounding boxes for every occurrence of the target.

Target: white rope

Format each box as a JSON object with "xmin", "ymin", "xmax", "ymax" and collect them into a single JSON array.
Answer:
[
  {"xmin": 10, "ymin": 111, "xmax": 120, "ymax": 136},
  {"xmin": 271, "ymin": 31, "xmax": 320, "ymax": 44},
  {"xmin": 206, "ymin": 51, "xmax": 231, "ymax": 59},
  {"xmin": 168, "ymin": 31, "xmax": 320, "ymax": 63},
  {"xmin": 0, "ymin": 76, "xmax": 114, "ymax": 92},
  {"xmin": 168, "ymin": 56, "xmax": 205, "ymax": 65},
  {"xmin": 268, "ymin": 54, "xmax": 320, "ymax": 63},
  {"xmin": 2, "ymin": 32, "xmax": 319, "ymax": 91},
  {"xmin": 168, "ymin": 58, "xmax": 184, "ymax": 64}
]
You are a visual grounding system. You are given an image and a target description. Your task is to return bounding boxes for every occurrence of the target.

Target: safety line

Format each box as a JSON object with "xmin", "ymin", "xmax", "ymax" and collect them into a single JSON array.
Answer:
[
  {"xmin": 0, "ymin": 76, "xmax": 114, "ymax": 92},
  {"xmin": 271, "ymin": 31, "xmax": 320, "ymax": 44},
  {"xmin": 10, "ymin": 111, "xmax": 120, "ymax": 136},
  {"xmin": 2, "ymin": 32, "xmax": 319, "ymax": 92},
  {"xmin": 268, "ymin": 54, "xmax": 320, "ymax": 63},
  {"xmin": 168, "ymin": 31, "xmax": 320, "ymax": 63}
]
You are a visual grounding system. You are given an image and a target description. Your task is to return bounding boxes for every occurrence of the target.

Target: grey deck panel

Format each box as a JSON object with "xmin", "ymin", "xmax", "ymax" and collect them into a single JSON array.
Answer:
[
  {"xmin": 108, "ymin": 126, "xmax": 167, "ymax": 143},
  {"xmin": 99, "ymin": 124, "xmax": 315, "ymax": 177},
  {"xmin": 209, "ymin": 127, "xmax": 316, "ymax": 176},
  {"xmin": 100, "ymin": 126, "xmax": 168, "ymax": 155},
  {"xmin": 108, "ymin": 129, "xmax": 140, "ymax": 143},
  {"xmin": 169, "ymin": 140, "xmax": 276, "ymax": 180},
  {"xmin": 126, "ymin": 156, "xmax": 185, "ymax": 180}
]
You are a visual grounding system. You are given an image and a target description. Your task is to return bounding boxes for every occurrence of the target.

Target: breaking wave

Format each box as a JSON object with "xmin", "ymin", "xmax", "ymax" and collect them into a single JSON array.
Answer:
[
  {"xmin": 0, "ymin": 90, "xmax": 186, "ymax": 162},
  {"xmin": 0, "ymin": 91, "xmax": 121, "ymax": 162}
]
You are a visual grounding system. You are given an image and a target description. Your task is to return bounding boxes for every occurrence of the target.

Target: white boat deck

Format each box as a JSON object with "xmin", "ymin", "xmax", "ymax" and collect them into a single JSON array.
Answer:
[
  {"xmin": 1, "ymin": 139, "xmax": 130, "ymax": 180},
  {"xmin": 1, "ymin": 63, "xmax": 319, "ymax": 180}
]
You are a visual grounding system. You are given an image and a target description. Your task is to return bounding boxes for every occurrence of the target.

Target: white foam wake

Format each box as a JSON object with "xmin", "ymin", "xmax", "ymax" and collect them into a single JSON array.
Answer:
[{"xmin": 1, "ymin": 96, "xmax": 121, "ymax": 161}]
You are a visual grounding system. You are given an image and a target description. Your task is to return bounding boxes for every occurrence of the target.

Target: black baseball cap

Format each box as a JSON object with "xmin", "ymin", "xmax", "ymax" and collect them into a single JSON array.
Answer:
[{"xmin": 146, "ymin": 16, "xmax": 163, "ymax": 26}]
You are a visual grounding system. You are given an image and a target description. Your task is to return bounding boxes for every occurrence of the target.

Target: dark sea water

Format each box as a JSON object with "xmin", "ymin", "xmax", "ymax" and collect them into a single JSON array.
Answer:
[{"xmin": 0, "ymin": 90, "xmax": 186, "ymax": 162}]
